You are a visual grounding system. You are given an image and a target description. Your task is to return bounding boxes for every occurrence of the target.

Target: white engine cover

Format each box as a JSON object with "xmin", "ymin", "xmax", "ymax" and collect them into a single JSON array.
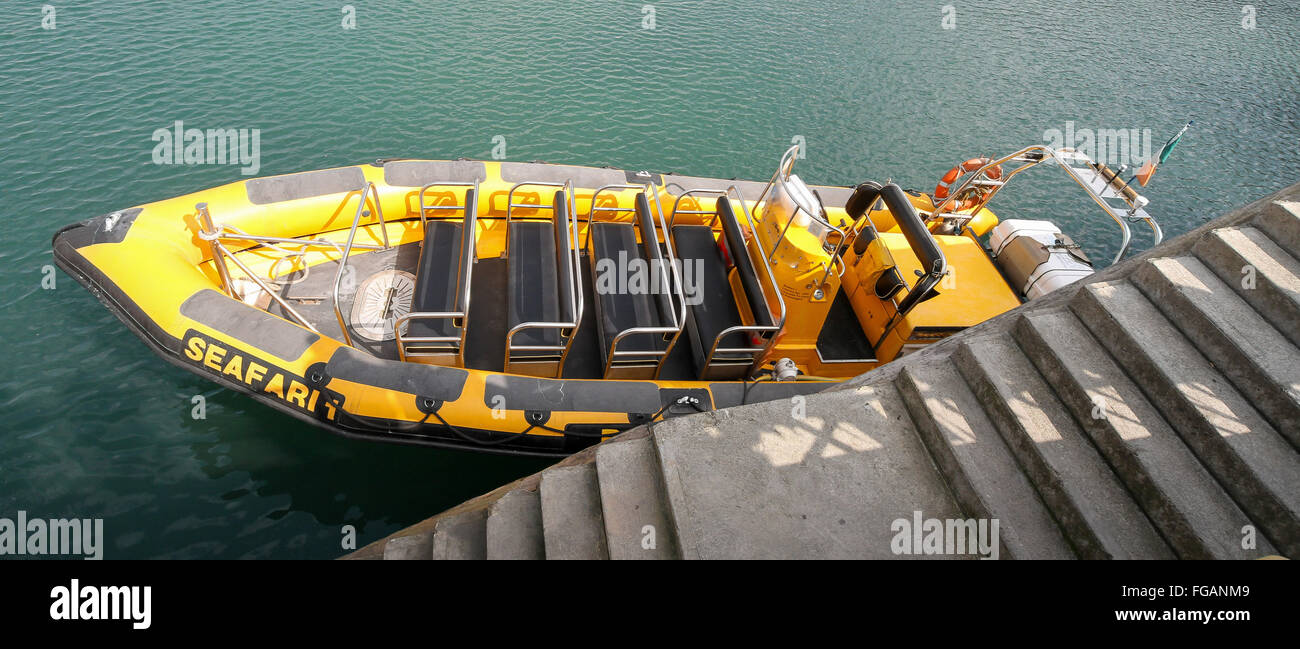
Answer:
[{"xmin": 989, "ymin": 219, "xmax": 1094, "ymax": 299}]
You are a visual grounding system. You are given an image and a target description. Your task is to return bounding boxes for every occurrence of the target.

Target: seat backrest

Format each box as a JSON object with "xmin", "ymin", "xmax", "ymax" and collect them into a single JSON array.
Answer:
[
  {"xmin": 634, "ymin": 192, "xmax": 672, "ymax": 328},
  {"xmin": 453, "ymin": 188, "xmax": 478, "ymax": 311},
  {"xmin": 551, "ymin": 189, "xmax": 574, "ymax": 323},
  {"xmin": 880, "ymin": 183, "xmax": 946, "ymax": 315},
  {"xmin": 716, "ymin": 197, "xmax": 774, "ymax": 328}
]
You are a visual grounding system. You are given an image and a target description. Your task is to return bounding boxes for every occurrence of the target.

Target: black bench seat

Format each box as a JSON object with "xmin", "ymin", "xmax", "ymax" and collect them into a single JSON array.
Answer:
[
  {"xmin": 504, "ymin": 189, "xmax": 579, "ymax": 375},
  {"xmin": 671, "ymin": 197, "xmax": 775, "ymax": 379},
  {"xmin": 590, "ymin": 221, "xmax": 669, "ymax": 355},
  {"xmin": 405, "ymin": 220, "xmax": 465, "ymax": 341},
  {"xmin": 507, "ymin": 220, "xmax": 562, "ymax": 351},
  {"xmin": 671, "ymin": 224, "xmax": 749, "ymax": 366}
]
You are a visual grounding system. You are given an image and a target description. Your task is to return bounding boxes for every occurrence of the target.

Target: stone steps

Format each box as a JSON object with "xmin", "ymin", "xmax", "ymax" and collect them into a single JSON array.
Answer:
[
  {"xmin": 1132, "ymin": 255, "xmax": 1300, "ymax": 446},
  {"xmin": 540, "ymin": 460, "xmax": 609, "ymax": 560},
  {"xmin": 1071, "ymin": 280, "xmax": 1300, "ymax": 557},
  {"xmin": 651, "ymin": 382, "xmax": 965, "ymax": 559},
  {"xmin": 896, "ymin": 357, "xmax": 1075, "ymax": 559},
  {"xmin": 1013, "ymin": 308, "xmax": 1273, "ymax": 558},
  {"xmin": 953, "ymin": 334, "xmax": 1173, "ymax": 559},
  {"xmin": 594, "ymin": 431, "xmax": 680, "ymax": 560},
  {"xmin": 486, "ymin": 487, "xmax": 544, "ymax": 560},
  {"xmin": 1193, "ymin": 226, "xmax": 1300, "ymax": 349}
]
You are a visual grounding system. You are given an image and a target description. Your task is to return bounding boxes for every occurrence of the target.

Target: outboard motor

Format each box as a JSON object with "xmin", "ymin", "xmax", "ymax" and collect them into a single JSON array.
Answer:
[{"xmin": 988, "ymin": 219, "xmax": 1094, "ymax": 299}]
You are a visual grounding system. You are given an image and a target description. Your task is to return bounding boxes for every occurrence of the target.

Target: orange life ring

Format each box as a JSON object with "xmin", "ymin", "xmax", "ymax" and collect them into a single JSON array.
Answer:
[{"xmin": 933, "ymin": 158, "xmax": 1003, "ymax": 207}]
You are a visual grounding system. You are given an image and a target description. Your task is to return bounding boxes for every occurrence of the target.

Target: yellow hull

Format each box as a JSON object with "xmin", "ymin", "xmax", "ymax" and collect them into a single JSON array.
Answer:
[{"xmin": 53, "ymin": 159, "xmax": 1020, "ymax": 456}]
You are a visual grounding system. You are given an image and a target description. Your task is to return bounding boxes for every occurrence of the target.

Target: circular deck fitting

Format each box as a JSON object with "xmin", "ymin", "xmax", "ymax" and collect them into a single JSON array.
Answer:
[{"xmin": 349, "ymin": 269, "xmax": 415, "ymax": 341}]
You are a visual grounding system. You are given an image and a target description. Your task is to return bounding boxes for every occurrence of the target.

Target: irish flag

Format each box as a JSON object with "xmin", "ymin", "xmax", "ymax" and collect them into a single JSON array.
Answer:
[{"xmin": 1135, "ymin": 121, "xmax": 1193, "ymax": 186}]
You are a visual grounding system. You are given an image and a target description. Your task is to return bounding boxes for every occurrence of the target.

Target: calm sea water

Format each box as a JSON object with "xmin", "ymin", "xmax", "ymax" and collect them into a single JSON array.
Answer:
[{"xmin": 1, "ymin": 1, "xmax": 1297, "ymax": 558}]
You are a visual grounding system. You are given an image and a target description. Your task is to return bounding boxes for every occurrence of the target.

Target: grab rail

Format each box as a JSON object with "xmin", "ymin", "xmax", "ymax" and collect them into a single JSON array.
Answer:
[
  {"xmin": 586, "ymin": 182, "xmax": 689, "ymax": 378},
  {"xmin": 670, "ymin": 186, "xmax": 788, "ymax": 376},
  {"xmin": 196, "ymin": 202, "xmax": 321, "ymax": 334},
  {"xmin": 503, "ymin": 181, "xmax": 584, "ymax": 368},
  {"xmin": 669, "ymin": 188, "xmax": 729, "ymax": 228},
  {"xmin": 929, "ymin": 144, "xmax": 1162, "ymax": 264},
  {"xmin": 707, "ymin": 188, "xmax": 787, "ymax": 374},
  {"xmin": 332, "ymin": 182, "xmax": 392, "ymax": 347},
  {"xmin": 752, "ymin": 145, "xmax": 847, "ymax": 264},
  {"xmin": 394, "ymin": 181, "xmax": 480, "ymax": 363}
]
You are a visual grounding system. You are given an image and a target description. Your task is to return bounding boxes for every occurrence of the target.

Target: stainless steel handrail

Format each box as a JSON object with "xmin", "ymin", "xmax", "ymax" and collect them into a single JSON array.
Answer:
[
  {"xmin": 215, "ymin": 233, "xmax": 384, "ymax": 252},
  {"xmin": 930, "ymin": 144, "xmax": 1161, "ymax": 264},
  {"xmin": 418, "ymin": 181, "xmax": 479, "ymax": 231},
  {"xmin": 332, "ymin": 182, "xmax": 392, "ymax": 347},
  {"xmin": 394, "ymin": 181, "xmax": 481, "ymax": 362},
  {"xmin": 197, "ymin": 203, "xmax": 234, "ymax": 295},
  {"xmin": 586, "ymin": 183, "xmax": 689, "ymax": 378},
  {"xmin": 693, "ymin": 185, "xmax": 788, "ymax": 376},
  {"xmin": 584, "ymin": 183, "xmax": 637, "ymax": 246},
  {"xmin": 930, "ymin": 145, "xmax": 1051, "ymax": 223},
  {"xmin": 1053, "ymin": 147, "xmax": 1162, "ymax": 262},
  {"xmin": 751, "ymin": 145, "xmax": 847, "ymax": 265},
  {"xmin": 217, "ymin": 241, "xmax": 322, "ymax": 334},
  {"xmin": 503, "ymin": 181, "xmax": 584, "ymax": 369},
  {"xmin": 668, "ymin": 188, "xmax": 731, "ymax": 228},
  {"xmin": 196, "ymin": 203, "xmax": 320, "ymax": 334}
]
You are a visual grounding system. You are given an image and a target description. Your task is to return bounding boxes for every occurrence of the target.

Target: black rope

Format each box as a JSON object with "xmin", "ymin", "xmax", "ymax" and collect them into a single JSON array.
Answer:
[
  {"xmin": 325, "ymin": 391, "xmax": 717, "ymax": 447},
  {"xmin": 330, "ymin": 398, "xmax": 432, "ymax": 434},
  {"xmin": 429, "ymin": 408, "xmax": 541, "ymax": 447},
  {"xmin": 742, "ymin": 365, "xmax": 776, "ymax": 405}
]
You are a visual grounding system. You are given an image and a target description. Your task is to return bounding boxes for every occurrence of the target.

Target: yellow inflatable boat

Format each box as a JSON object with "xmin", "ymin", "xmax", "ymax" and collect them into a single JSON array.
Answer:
[{"xmin": 53, "ymin": 145, "xmax": 1159, "ymax": 456}]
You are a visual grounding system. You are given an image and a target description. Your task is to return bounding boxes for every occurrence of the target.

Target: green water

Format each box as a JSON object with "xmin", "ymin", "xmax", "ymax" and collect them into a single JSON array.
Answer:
[{"xmin": 2, "ymin": 1, "xmax": 1297, "ymax": 558}]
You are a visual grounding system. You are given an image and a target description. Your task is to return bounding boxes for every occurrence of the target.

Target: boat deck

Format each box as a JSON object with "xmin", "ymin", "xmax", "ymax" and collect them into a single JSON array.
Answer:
[{"xmin": 270, "ymin": 246, "xmax": 709, "ymax": 380}]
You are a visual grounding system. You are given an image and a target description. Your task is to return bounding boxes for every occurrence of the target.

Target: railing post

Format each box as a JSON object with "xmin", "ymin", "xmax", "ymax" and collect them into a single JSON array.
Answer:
[{"xmin": 197, "ymin": 202, "xmax": 235, "ymax": 296}]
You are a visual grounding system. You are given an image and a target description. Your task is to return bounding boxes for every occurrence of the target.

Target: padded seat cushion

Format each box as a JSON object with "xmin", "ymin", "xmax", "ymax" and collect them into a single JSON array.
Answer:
[
  {"xmin": 590, "ymin": 221, "xmax": 668, "ymax": 360},
  {"xmin": 671, "ymin": 224, "xmax": 750, "ymax": 370},
  {"xmin": 407, "ymin": 220, "xmax": 463, "ymax": 339},
  {"xmin": 507, "ymin": 221, "xmax": 562, "ymax": 352}
]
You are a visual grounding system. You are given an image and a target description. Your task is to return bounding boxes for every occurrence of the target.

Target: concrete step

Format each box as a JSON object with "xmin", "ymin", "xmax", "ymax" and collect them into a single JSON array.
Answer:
[
  {"xmin": 650, "ymin": 382, "xmax": 967, "ymax": 559},
  {"xmin": 431, "ymin": 508, "xmax": 489, "ymax": 560},
  {"xmin": 953, "ymin": 334, "xmax": 1173, "ymax": 559},
  {"xmin": 1254, "ymin": 200, "xmax": 1300, "ymax": 254},
  {"xmin": 1070, "ymin": 279, "xmax": 1300, "ymax": 557},
  {"xmin": 896, "ymin": 358, "xmax": 1075, "ymax": 559},
  {"xmin": 594, "ymin": 430, "xmax": 680, "ymax": 559},
  {"xmin": 1194, "ymin": 226, "xmax": 1300, "ymax": 348},
  {"xmin": 539, "ymin": 461, "xmax": 610, "ymax": 560},
  {"xmin": 1014, "ymin": 309, "xmax": 1275, "ymax": 558},
  {"xmin": 1133, "ymin": 256, "xmax": 1300, "ymax": 447},
  {"xmin": 486, "ymin": 487, "xmax": 544, "ymax": 560},
  {"xmin": 382, "ymin": 532, "xmax": 433, "ymax": 560}
]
